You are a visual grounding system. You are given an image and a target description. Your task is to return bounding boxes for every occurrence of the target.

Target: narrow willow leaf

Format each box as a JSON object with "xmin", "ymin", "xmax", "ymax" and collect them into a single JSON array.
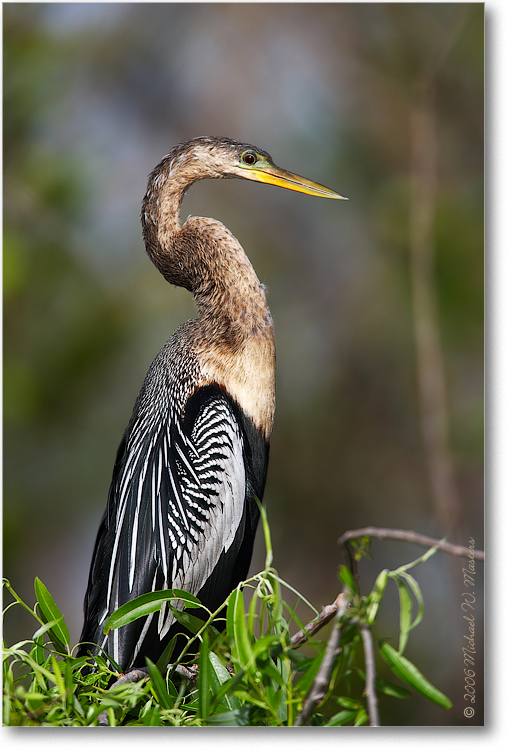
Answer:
[
  {"xmin": 145, "ymin": 657, "xmax": 173, "ymax": 710},
  {"xmin": 104, "ymin": 589, "xmax": 201, "ymax": 634},
  {"xmin": 295, "ymin": 647, "xmax": 325, "ymax": 696},
  {"xmin": 366, "ymin": 569, "xmax": 388, "ymax": 625},
  {"xmin": 198, "ymin": 631, "xmax": 210, "ymax": 721},
  {"xmin": 267, "ymin": 574, "xmax": 284, "ymax": 634},
  {"xmin": 354, "ymin": 708, "xmax": 368, "ymax": 726},
  {"xmin": 276, "ymin": 674, "xmax": 289, "ymax": 723},
  {"xmin": 208, "ymin": 652, "xmax": 241, "ymax": 711},
  {"xmin": 227, "ymin": 690, "xmax": 269, "ymax": 711},
  {"xmin": 378, "ymin": 641, "xmax": 452, "ymax": 709},
  {"xmin": 25, "ymin": 655, "xmax": 59, "ymax": 687},
  {"xmin": 51, "ymin": 654, "xmax": 66, "ymax": 701},
  {"xmin": 143, "ymin": 710, "xmax": 162, "ymax": 726},
  {"xmin": 166, "ymin": 605, "xmax": 205, "ymax": 634},
  {"xmin": 64, "ymin": 658, "xmax": 75, "ymax": 710},
  {"xmin": 30, "ymin": 635, "xmax": 46, "ymax": 667},
  {"xmin": 388, "ymin": 543, "xmax": 440, "ymax": 577},
  {"xmin": 156, "ymin": 636, "xmax": 176, "ymax": 674},
  {"xmin": 336, "ymin": 696, "xmax": 361, "ymax": 710},
  {"xmin": 256, "ymin": 499, "xmax": 273, "ymax": 569},
  {"xmin": 210, "ymin": 667, "xmax": 246, "ymax": 714},
  {"xmin": 72, "ymin": 693, "xmax": 86, "ymax": 719},
  {"xmin": 325, "ymin": 709, "xmax": 358, "ymax": 726},
  {"xmin": 252, "ymin": 633, "xmax": 280, "ymax": 658},
  {"xmin": 227, "ymin": 587, "xmax": 253, "ymax": 667},
  {"xmin": 268, "ymin": 573, "xmax": 319, "ymax": 616},
  {"xmin": 206, "ymin": 706, "xmax": 251, "ymax": 726},
  {"xmin": 247, "ymin": 585, "xmax": 260, "ymax": 638},
  {"xmin": 32, "ymin": 619, "xmax": 61, "ymax": 641},
  {"xmin": 338, "ymin": 565, "xmax": 358, "ymax": 595},
  {"xmin": 395, "ymin": 578, "xmax": 413, "ymax": 654},
  {"xmin": 20, "ymin": 691, "xmax": 47, "ymax": 703},
  {"xmin": 399, "ymin": 572, "xmax": 425, "ymax": 633},
  {"xmin": 99, "ymin": 695, "xmax": 123, "ymax": 709},
  {"xmin": 357, "ymin": 669, "xmax": 412, "ymax": 700},
  {"xmin": 34, "ymin": 578, "xmax": 69, "ymax": 652},
  {"xmin": 377, "ymin": 679, "xmax": 411, "ymax": 699}
]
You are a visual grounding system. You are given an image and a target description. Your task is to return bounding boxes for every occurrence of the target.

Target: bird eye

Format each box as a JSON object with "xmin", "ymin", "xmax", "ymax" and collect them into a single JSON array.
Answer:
[{"xmin": 242, "ymin": 151, "xmax": 258, "ymax": 166}]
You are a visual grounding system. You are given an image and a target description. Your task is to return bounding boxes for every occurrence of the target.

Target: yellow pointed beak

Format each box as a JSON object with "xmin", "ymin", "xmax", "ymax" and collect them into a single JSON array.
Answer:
[{"xmin": 240, "ymin": 163, "xmax": 347, "ymax": 200}]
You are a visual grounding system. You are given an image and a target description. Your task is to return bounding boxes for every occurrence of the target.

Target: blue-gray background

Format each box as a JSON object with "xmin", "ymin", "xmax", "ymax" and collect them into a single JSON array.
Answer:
[{"xmin": 3, "ymin": 3, "xmax": 483, "ymax": 725}]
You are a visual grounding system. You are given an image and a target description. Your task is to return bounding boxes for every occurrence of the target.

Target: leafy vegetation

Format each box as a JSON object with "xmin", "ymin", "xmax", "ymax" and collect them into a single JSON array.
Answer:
[{"xmin": 3, "ymin": 511, "xmax": 451, "ymax": 726}]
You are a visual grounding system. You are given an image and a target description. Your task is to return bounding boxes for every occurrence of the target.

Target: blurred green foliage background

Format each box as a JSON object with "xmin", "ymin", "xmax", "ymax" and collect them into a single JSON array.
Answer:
[{"xmin": 3, "ymin": 3, "xmax": 483, "ymax": 725}]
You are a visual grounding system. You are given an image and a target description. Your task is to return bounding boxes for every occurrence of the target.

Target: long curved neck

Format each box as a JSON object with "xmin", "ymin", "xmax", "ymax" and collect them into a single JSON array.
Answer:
[
  {"xmin": 141, "ymin": 158, "xmax": 189, "ymax": 286},
  {"xmin": 141, "ymin": 162, "xmax": 272, "ymax": 348},
  {"xmin": 141, "ymin": 154, "xmax": 276, "ymax": 438}
]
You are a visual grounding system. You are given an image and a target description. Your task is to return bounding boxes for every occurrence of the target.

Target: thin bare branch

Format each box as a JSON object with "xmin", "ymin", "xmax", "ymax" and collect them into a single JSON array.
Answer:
[
  {"xmin": 338, "ymin": 526, "xmax": 484, "ymax": 562},
  {"xmin": 360, "ymin": 624, "xmax": 379, "ymax": 727},
  {"xmin": 293, "ymin": 595, "xmax": 349, "ymax": 727},
  {"xmin": 289, "ymin": 592, "xmax": 345, "ymax": 649}
]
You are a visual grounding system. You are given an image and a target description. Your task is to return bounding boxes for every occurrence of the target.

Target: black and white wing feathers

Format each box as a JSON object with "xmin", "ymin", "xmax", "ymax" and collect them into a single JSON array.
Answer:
[{"xmin": 79, "ymin": 358, "xmax": 268, "ymax": 671}]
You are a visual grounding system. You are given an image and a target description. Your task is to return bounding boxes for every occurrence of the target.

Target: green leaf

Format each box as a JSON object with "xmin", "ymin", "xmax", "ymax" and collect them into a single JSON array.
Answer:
[
  {"xmin": 400, "ymin": 572, "xmax": 425, "ymax": 634},
  {"xmin": 354, "ymin": 708, "xmax": 368, "ymax": 726},
  {"xmin": 377, "ymin": 679, "xmax": 412, "ymax": 699},
  {"xmin": 19, "ymin": 691, "xmax": 47, "ymax": 703},
  {"xmin": 294, "ymin": 647, "xmax": 325, "ymax": 696},
  {"xmin": 336, "ymin": 696, "xmax": 361, "ymax": 710},
  {"xmin": 34, "ymin": 578, "xmax": 69, "ymax": 653},
  {"xmin": 268, "ymin": 573, "xmax": 318, "ymax": 617},
  {"xmin": 198, "ymin": 631, "xmax": 210, "ymax": 721},
  {"xmin": 256, "ymin": 498, "xmax": 273, "ymax": 569},
  {"xmin": 208, "ymin": 651, "xmax": 241, "ymax": 711},
  {"xmin": 72, "ymin": 693, "xmax": 86, "ymax": 719},
  {"xmin": 227, "ymin": 587, "xmax": 254, "ymax": 667},
  {"xmin": 30, "ymin": 635, "xmax": 46, "ymax": 666},
  {"xmin": 378, "ymin": 641, "xmax": 452, "ymax": 709},
  {"xmin": 104, "ymin": 589, "xmax": 201, "ymax": 634},
  {"xmin": 325, "ymin": 709, "xmax": 358, "ymax": 726},
  {"xmin": 391, "ymin": 572, "xmax": 425, "ymax": 653},
  {"xmin": 142, "ymin": 709, "xmax": 162, "ymax": 726},
  {"xmin": 206, "ymin": 706, "xmax": 251, "ymax": 726},
  {"xmin": 366, "ymin": 569, "xmax": 388, "ymax": 625},
  {"xmin": 155, "ymin": 636, "xmax": 176, "ymax": 674},
  {"xmin": 32, "ymin": 619, "xmax": 62, "ymax": 641},
  {"xmin": 388, "ymin": 543, "xmax": 440, "ymax": 577},
  {"xmin": 395, "ymin": 578, "xmax": 413, "ymax": 654},
  {"xmin": 145, "ymin": 657, "xmax": 173, "ymax": 710},
  {"xmin": 64, "ymin": 657, "xmax": 74, "ymax": 708},
  {"xmin": 166, "ymin": 605, "xmax": 206, "ymax": 635},
  {"xmin": 24, "ymin": 653, "xmax": 63, "ymax": 687},
  {"xmin": 338, "ymin": 565, "xmax": 358, "ymax": 595},
  {"xmin": 51, "ymin": 654, "xmax": 66, "ymax": 701},
  {"xmin": 357, "ymin": 669, "xmax": 411, "ymax": 700},
  {"xmin": 248, "ymin": 584, "xmax": 260, "ymax": 637},
  {"xmin": 209, "ymin": 667, "xmax": 246, "ymax": 714}
]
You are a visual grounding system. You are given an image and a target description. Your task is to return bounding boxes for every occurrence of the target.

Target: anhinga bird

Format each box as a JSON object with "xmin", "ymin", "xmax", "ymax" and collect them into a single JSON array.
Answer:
[{"xmin": 78, "ymin": 136, "xmax": 345, "ymax": 672}]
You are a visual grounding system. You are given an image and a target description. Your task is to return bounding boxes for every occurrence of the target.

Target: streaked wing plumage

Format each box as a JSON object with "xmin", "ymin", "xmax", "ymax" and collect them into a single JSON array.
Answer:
[{"xmin": 80, "ymin": 339, "xmax": 266, "ymax": 671}]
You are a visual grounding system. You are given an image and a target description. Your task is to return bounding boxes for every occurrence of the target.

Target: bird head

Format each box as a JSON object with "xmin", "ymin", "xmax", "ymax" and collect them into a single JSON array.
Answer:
[
  {"xmin": 228, "ymin": 142, "xmax": 347, "ymax": 200},
  {"xmin": 170, "ymin": 136, "xmax": 347, "ymax": 200}
]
